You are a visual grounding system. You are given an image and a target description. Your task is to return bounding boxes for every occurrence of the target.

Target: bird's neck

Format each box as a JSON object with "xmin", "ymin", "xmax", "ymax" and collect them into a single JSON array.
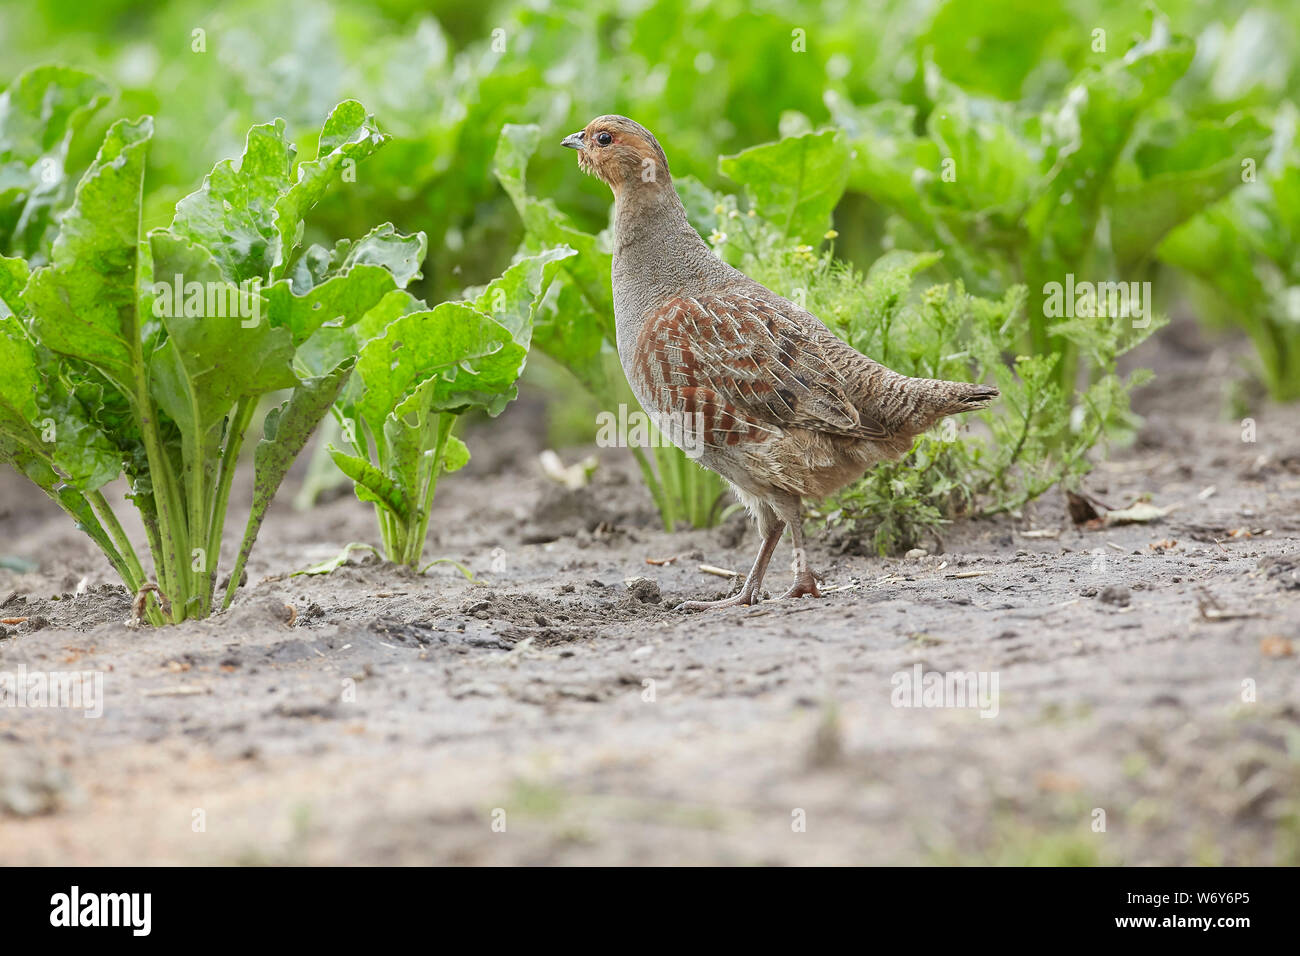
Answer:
[
  {"xmin": 610, "ymin": 180, "xmax": 732, "ymax": 362},
  {"xmin": 611, "ymin": 179, "xmax": 691, "ymax": 251}
]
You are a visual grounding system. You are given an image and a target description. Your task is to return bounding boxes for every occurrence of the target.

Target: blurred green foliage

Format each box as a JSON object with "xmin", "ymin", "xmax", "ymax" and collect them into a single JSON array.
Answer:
[{"xmin": 4, "ymin": 1, "xmax": 1294, "ymax": 303}]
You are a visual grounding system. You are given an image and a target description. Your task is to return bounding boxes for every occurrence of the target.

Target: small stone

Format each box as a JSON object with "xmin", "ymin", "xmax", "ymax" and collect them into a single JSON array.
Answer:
[
  {"xmin": 1098, "ymin": 585, "xmax": 1131, "ymax": 607},
  {"xmin": 904, "ymin": 548, "xmax": 928, "ymax": 560}
]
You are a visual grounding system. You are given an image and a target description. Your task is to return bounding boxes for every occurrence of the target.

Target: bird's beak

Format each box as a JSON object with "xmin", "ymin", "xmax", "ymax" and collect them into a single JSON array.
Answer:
[{"xmin": 561, "ymin": 130, "xmax": 585, "ymax": 150}]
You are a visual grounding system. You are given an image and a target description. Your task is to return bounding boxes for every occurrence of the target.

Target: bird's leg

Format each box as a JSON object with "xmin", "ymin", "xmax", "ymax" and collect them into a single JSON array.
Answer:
[
  {"xmin": 678, "ymin": 506, "xmax": 784, "ymax": 611},
  {"xmin": 677, "ymin": 525, "xmax": 783, "ymax": 611},
  {"xmin": 780, "ymin": 501, "xmax": 822, "ymax": 600}
]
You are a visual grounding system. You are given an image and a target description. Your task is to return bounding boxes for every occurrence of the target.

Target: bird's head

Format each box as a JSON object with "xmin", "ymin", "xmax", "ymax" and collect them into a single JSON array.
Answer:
[{"xmin": 561, "ymin": 115, "xmax": 671, "ymax": 196}]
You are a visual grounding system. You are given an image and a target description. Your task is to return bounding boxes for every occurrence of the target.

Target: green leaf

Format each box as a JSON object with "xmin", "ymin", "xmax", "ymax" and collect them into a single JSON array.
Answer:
[
  {"xmin": 419, "ymin": 556, "xmax": 475, "ymax": 580},
  {"xmin": 0, "ymin": 431, "xmax": 123, "ymax": 573},
  {"xmin": 220, "ymin": 356, "xmax": 358, "ymax": 610},
  {"xmin": 827, "ymin": 96, "xmax": 941, "ymax": 226},
  {"xmin": 23, "ymin": 116, "xmax": 153, "ymax": 401},
  {"xmin": 264, "ymin": 361, "xmax": 357, "ymax": 484},
  {"xmin": 265, "ymin": 263, "xmax": 404, "ymax": 346},
  {"xmin": 169, "ymin": 120, "xmax": 295, "ymax": 285},
  {"xmin": 325, "ymin": 222, "xmax": 426, "ymax": 288},
  {"xmin": 920, "ymin": 0, "xmax": 1071, "ymax": 100},
  {"xmin": 532, "ymin": 279, "xmax": 613, "ymax": 398},
  {"xmin": 355, "ymin": 301, "xmax": 526, "ymax": 431},
  {"xmin": 0, "ymin": 311, "xmax": 121, "ymax": 494},
  {"xmin": 379, "ymin": 408, "xmax": 426, "ymax": 523},
  {"xmin": 1157, "ymin": 112, "xmax": 1300, "ymax": 400},
  {"xmin": 0, "ymin": 253, "xmax": 29, "ymax": 317},
  {"xmin": 250, "ymin": 359, "xmax": 355, "ymax": 537},
  {"xmin": 0, "ymin": 65, "xmax": 111, "ymax": 163},
  {"xmin": 329, "ymin": 444, "xmax": 409, "ymax": 522},
  {"xmin": 291, "ymin": 541, "xmax": 380, "ymax": 577},
  {"xmin": 469, "ymin": 245, "xmax": 575, "ymax": 348},
  {"xmin": 441, "ymin": 434, "xmax": 469, "ymax": 473},
  {"xmin": 1110, "ymin": 112, "xmax": 1272, "ymax": 267},
  {"xmin": 924, "ymin": 93, "xmax": 1039, "ymax": 217},
  {"xmin": 271, "ymin": 101, "xmax": 389, "ymax": 280},
  {"xmin": 0, "ymin": 65, "xmax": 112, "ymax": 259},
  {"xmin": 0, "ymin": 313, "xmax": 40, "ymax": 429},
  {"xmin": 148, "ymin": 232, "xmax": 299, "ymax": 437},
  {"xmin": 718, "ymin": 130, "xmax": 851, "ymax": 243},
  {"xmin": 1025, "ymin": 20, "xmax": 1194, "ymax": 272}
]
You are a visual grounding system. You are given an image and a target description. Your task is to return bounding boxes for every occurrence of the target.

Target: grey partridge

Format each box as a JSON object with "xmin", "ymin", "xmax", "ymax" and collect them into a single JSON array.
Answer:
[{"xmin": 562, "ymin": 116, "xmax": 998, "ymax": 610}]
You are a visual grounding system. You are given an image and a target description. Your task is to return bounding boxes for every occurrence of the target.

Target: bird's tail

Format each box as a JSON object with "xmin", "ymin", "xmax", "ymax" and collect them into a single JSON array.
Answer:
[
  {"xmin": 944, "ymin": 381, "xmax": 1000, "ymax": 413},
  {"xmin": 918, "ymin": 380, "xmax": 1000, "ymax": 424}
]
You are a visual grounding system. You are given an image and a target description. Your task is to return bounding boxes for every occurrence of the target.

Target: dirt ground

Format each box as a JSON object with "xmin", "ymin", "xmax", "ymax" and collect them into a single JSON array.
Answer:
[{"xmin": 2, "ymin": 322, "xmax": 1298, "ymax": 866}]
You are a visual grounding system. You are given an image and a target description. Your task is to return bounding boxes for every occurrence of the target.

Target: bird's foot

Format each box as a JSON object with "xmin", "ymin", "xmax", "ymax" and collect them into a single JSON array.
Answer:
[
  {"xmin": 781, "ymin": 571, "xmax": 823, "ymax": 600},
  {"xmin": 676, "ymin": 590, "xmax": 761, "ymax": 612},
  {"xmin": 783, "ymin": 548, "xmax": 824, "ymax": 600}
]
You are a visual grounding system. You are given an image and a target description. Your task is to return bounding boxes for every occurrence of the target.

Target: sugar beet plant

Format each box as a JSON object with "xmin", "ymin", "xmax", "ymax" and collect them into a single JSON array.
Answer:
[
  {"xmin": 0, "ymin": 66, "xmax": 425, "ymax": 624},
  {"xmin": 321, "ymin": 245, "xmax": 572, "ymax": 568},
  {"xmin": 826, "ymin": 14, "xmax": 1275, "ymax": 393}
]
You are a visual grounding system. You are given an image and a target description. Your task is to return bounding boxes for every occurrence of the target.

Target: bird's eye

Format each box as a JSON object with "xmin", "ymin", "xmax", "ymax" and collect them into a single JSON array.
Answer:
[{"xmin": 596, "ymin": 131, "xmax": 613, "ymax": 146}]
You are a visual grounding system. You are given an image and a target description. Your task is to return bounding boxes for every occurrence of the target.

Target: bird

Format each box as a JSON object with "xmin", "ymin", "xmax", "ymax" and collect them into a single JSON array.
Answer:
[{"xmin": 561, "ymin": 115, "xmax": 998, "ymax": 610}]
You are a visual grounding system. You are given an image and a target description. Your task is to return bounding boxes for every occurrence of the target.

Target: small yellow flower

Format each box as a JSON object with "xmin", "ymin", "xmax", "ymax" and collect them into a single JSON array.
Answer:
[
  {"xmin": 824, "ymin": 229, "xmax": 839, "ymax": 240},
  {"xmin": 713, "ymin": 204, "xmax": 725, "ymax": 215},
  {"xmin": 746, "ymin": 209, "xmax": 756, "ymax": 218},
  {"xmin": 709, "ymin": 229, "xmax": 727, "ymax": 244}
]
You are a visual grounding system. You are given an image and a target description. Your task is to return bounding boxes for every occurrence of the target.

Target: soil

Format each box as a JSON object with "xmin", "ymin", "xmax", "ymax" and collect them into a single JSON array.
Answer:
[{"xmin": 1, "ymin": 322, "xmax": 1298, "ymax": 865}]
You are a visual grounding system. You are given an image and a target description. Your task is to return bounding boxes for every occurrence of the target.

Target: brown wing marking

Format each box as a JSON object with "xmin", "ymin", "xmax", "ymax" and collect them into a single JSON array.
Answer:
[{"xmin": 633, "ymin": 293, "xmax": 888, "ymax": 446}]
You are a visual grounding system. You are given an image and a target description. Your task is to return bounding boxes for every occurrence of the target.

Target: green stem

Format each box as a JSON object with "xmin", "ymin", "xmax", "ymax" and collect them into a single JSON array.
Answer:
[
  {"xmin": 63, "ymin": 495, "xmax": 133, "ymax": 591},
  {"xmin": 652, "ymin": 444, "xmax": 680, "ymax": 531},
  {"xmin": 88, "ymin": 490, "xmax": 146, "ymax": 590},
  {"xmin": 364, "ymin": 418, "xmax": 403, "ymax": 563},
  {"xmin": 220, "ymin": 507, "xmax": 256, "ymax": 612},
  {"xmin": 181, "ymin": 429, "xmax": 208, "ymax": 618},
  {"xmin": 979, "ymin": 405, "xmax": 1103, "ymax": 519},
  {"xmin": 404, "ymin": 412, "xmax": 454, "ymax": 568},
  {"xmin": 134, "ymin": 393, "xmax": 188, "ymax": 624},
  {"xmin": 203, "ymin": 398, "xmax": 256, "ymax": 615},
  {"xmin": 629, "ymin": 444, "xmax": 672, "ymax": 533}
]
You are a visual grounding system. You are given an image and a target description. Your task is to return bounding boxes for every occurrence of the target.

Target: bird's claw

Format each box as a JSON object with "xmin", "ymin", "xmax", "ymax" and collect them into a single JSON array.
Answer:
[
  {"xmin": 676, "ymin": 591, "xmax": 760, "ymax": 612},
  {"xmin": 781, "ymin": 574, "xmax": 823, "ymax": 600}
]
